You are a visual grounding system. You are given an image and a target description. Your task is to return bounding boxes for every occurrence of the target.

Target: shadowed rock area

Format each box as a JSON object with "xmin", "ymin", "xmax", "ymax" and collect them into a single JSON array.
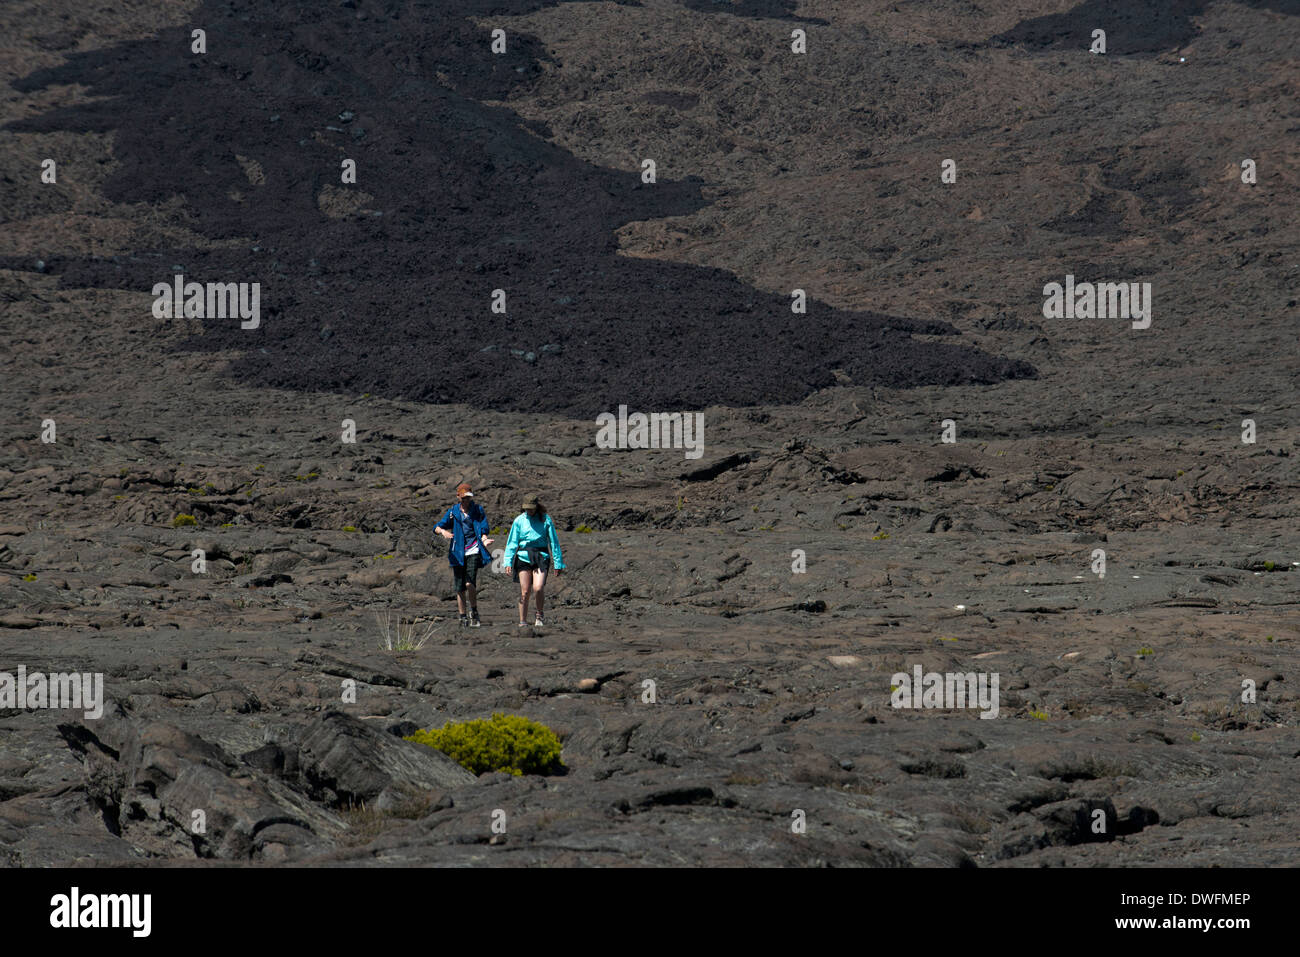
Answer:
[
  {"xmin": 991, "ymin": 0, "xmax": 1299, "ymax": 54},
  {"xmin": 3, "ymin": 0, "xmax": 1032, "ymax": 415}
]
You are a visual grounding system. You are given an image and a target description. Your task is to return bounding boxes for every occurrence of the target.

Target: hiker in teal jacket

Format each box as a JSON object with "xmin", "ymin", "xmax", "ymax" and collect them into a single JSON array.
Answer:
[{"xmin": 502, "ymin": 494, "xmax": 564, "ymax": 629}]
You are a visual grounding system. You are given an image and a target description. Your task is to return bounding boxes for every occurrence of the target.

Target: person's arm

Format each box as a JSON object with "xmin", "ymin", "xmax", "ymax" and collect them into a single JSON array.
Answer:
[
  {"xmin": 435, "ymin": 508, "xmax": 454, "ymax": 540},
  {"xmin": 477, "ymin": 510, "xmax": 494, "ymax": 547},
  {"xmin": 547, "ymin": 516, "xmax": 564, "ymax": 570}
]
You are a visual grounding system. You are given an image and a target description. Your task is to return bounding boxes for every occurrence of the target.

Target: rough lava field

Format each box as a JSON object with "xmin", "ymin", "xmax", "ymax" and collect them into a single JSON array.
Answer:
[{"xmin": 0, "ymin": 0, "xmax": 1298, "ymax": 867}]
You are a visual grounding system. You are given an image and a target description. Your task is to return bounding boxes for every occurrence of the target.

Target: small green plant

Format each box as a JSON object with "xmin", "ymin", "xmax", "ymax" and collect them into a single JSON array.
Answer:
[
  {"xmin": 1266, "ymin": 635, "xmax": 1275, "ymax": 642},
  {"xmin": 220, "ymin": 522, "xmax": 234, "ymax": 528},
  {"xmin": 172, "ymin": 513, "xmax": 199, "ymax": 528},
  {"xmin": 1027, "ymin": 707, "xmax": 1049, "ymax": 721},
  {"xmin": 1264, "ymin": 561, "xmax": 1275, "ymax": 571},
  {"xmin": 871, "ymin": 532, "xmax": 890, "ymax": 541},
  {"xmin": 406, "ymin": 713, "xmax": 564, "ymax": 776},
  {"xmin": 1136, "ymin": 646, "xmax": 1154, "ymax": 656},
  {"xmin": 676, "ymin": 497, "xmax": 683, "ymax": 511},
  {"xmin": 489, "ymin": 526, "xmax": 505, "ymax": 535},
  {"xmin": 1190, "ymin": 731, "xmax": 1202, "ymax": 742},
  {"xmin": 342, "ymin": 525, "xmax": 357, "ymax": 533},
  {"xmin": 376, "ymin": 613, "xmax": 433, "ymax": 651},
  {"xmin": 113, "ymin": 495, "xmax": 124, "ymax": 501},
  {"xmin": 574, "ymin": 524, "xmax": 594, "ymax": 533},
  {"xmin": 22, "ymin": 573, "xmax": 37, "ymax": 582}
]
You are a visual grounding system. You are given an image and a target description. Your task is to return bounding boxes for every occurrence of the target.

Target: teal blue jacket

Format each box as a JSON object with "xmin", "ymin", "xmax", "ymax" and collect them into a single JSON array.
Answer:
[{"xmin": 503, "ymin": 512, "xmax": 564, "ymax": 570}]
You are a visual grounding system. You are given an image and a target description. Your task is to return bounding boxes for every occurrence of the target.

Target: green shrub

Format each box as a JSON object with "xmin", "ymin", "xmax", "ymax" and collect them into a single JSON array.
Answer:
[
  {"xmin": 575, "ymin": 524, "xmax": 594, "ymax": 533},
  {"xmin": 405, "ymin": 713, "xmax": 564, "ymax": 776},
  {"xmin": 172, "ymin": 513, "xmax": 199, "ymax": 527}
]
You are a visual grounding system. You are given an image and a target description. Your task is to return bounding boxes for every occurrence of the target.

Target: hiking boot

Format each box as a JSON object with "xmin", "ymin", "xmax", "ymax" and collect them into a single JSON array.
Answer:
[
  {"xmin": 533, "ymin": 617, "xmax": 544, "ymax": 629},
  {"xmin": 458, "ymin": 615, "xmax": 468, "ymax": 627},
  {"xmin": 469, "ymin": 610, "xmax": 481, "ymax": 628}
]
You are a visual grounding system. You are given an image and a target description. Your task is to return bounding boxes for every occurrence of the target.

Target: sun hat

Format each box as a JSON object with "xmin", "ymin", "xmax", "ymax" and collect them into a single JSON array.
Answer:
[
  {"xmin": 522, "ymin": 495, "xmax": 539, "ymax": 509},
  {"xmin": 456, "ymin": 483, "xmax": 474, "ymax": 498}
]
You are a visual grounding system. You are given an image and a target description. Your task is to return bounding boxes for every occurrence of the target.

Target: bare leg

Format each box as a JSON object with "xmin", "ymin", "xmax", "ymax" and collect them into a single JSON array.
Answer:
[
  {"xmin": 532, "ymin": 569, "xmax": 547, "ymax": 620},
  {"xmin": 456, "ymin": 586, "xmax": 467, "ymax": 616},
  {"xmin": 517, "ymin": 569, "xmax": 533, "ymax": 623},
  {"xmin": 465, "ymin": 582, "xmax": 477, "ymax": 613}
]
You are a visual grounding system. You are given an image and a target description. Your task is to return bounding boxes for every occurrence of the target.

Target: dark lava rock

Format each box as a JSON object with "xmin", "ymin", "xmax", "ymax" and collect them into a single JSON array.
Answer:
[
  {"xmin": 262, "ymin": 710, "xmax": 474, "ymax": 808},
  {"xmin": 5, "ymin": 0, "xmax": 1032, "ymax": 415}
]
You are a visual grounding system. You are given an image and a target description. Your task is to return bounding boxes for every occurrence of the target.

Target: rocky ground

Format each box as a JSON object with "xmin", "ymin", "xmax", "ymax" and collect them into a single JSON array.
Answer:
[{"xmin": 0, "ymin": 0, "xmax": 1297, "ymax": 867}]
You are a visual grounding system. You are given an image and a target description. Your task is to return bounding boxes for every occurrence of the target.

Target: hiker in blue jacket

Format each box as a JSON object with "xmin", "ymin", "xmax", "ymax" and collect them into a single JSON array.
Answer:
[
  {"xmin": 435, "ymin": 483, "xmax": 494, "ymax": 627},
  {"xmin": 502, "ymin": 494, "xmax": 564, "ymax": 629}
]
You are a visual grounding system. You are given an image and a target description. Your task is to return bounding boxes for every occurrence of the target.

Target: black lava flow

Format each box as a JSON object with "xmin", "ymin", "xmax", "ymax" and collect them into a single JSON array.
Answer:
[{"xmin": 7, "ymin": 0, "xmax": 1036, "ymax": 415}]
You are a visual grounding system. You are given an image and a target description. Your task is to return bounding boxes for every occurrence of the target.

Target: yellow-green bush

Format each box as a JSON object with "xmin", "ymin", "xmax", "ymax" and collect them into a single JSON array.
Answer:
[
  {"xmin": 405, "ymin": 713, "xmax": 563, "ymax": 776},
  {"xmin": 172, "ymin": 513, "xmax": 199, "ymax": 527}
]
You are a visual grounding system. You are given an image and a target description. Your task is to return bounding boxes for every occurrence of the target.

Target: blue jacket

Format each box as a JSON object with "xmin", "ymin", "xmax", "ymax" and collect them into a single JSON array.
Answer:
[
  {"xmin": 503, "ymin": 512, "xmax": 565, "ymax": 570},
  {"xmin": 436, "ymin": 502, "xmax": 491, "ymax": 567}
]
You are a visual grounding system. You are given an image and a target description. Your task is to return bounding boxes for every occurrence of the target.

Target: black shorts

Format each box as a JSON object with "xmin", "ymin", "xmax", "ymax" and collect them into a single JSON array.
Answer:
[
  {"xmin": 454, "ymin": 551, "xmax": 483, "ymax": 591},
  {"xmin": 511, "ymin": 548, "xmax": 551, "ymax": 583}
]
